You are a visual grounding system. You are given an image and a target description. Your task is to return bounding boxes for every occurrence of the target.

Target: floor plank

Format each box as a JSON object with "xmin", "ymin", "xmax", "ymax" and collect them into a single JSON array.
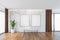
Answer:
[{"xmin": 0, "ymin": 32, "xmax": 60, "ymax": 40}]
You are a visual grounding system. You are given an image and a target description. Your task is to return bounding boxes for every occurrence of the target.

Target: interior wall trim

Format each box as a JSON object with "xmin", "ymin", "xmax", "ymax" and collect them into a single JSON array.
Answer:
[
  {"xmin": 5, "ymin": 8, "xmax": 8, "ymax": 33},
  {"xmin": 46, "ymin": 9, "xmax": 52, "ymax": 32}
]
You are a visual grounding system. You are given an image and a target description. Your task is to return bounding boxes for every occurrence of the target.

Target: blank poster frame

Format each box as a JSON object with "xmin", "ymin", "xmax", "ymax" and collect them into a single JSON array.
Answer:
[
  {"xmin": 20, "ymin": 14, "xmax": 41, "ymax": 27},
  {"xmin": 31, "ymin": 14, "xmax": 41, "ymax": 27},
  {"xmin": 20, "ymin": 14, "xmax": 30, "ymax": 27}
]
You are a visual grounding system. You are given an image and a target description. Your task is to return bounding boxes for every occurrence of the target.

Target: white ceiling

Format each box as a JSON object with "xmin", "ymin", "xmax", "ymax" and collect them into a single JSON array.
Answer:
[{"xmin": 0, "ymin": 0, "xmax": 60, "ymax": 9}]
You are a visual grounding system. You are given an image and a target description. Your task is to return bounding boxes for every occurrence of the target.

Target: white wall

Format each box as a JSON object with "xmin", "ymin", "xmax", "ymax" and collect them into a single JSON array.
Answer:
[
  {"xmin": 0, "ymin": 0, "xmax": 60, "ymax": 9},
  {"xmin": 53, "ymin": 9, "xmax": 60, "ymax": 13},
  {"xmin": 0, "ymin": 4, "xmax": 5, "ymax": 12},
  {"xmin": 8, "ymin": 9, "xmax": 45, "ymax": 32}
]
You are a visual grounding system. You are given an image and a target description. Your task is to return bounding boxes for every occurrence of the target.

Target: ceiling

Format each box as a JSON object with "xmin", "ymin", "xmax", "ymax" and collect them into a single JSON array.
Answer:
[{"xmin": 0, "ymin": 0, "xmax": 60, "ymax": 9}]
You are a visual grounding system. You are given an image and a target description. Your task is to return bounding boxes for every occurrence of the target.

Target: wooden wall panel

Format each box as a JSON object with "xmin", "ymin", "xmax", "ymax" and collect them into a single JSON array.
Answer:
[
  {"xmin": 5, "ymin": 8, "xmax": 8, "ymax": 33},
  {"xmin": 46, "ymin": 9, "xmax": 52, "ymax": 32}
]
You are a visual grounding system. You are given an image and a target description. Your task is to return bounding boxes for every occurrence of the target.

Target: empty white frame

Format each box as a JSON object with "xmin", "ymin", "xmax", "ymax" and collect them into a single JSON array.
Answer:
[
  {"xmin": 32, "ymin": 15, "xmax": 40, "ymax": 27},
  {"xmin": 21, "ymin": 15, "xmax": 29, "ymax": 27}
]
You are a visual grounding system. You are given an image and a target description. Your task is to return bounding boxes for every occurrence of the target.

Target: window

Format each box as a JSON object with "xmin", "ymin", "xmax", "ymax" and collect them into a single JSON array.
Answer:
[
  {"xmin": 52, "ymin": 13, "xmax": 60, "ymax": 31},
  {"xmin": 0, "ymin": 12, "xmax": 5, "ymax": 33}
]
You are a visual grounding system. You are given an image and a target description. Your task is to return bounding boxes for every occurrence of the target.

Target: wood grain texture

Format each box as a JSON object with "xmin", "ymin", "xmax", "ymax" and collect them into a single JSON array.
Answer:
[
  {"xmin": 0, "ymin": 32, "xmax": 60, "ymax": 40},
  {"xmin": 5, "ymin": 8, "xmax": 8, "ymax": 33},
  {"xmin": 46, "ymin": 9, "xmax": 52, "ymax": 32}
]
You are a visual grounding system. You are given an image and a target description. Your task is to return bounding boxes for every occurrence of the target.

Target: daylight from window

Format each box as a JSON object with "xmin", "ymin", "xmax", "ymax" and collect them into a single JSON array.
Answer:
[
  {"xmin": 52, "ymin": 14, "xmax": 60, "ymax": 31},
  {"xmin": 0, "ymin": 12, "xmax": 5, "ymax": 33}
]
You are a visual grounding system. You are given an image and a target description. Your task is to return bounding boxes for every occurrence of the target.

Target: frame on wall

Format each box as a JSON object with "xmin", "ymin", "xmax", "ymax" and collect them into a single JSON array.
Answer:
[
  {"xmin": 20, "ymin": 14, "xmax": 30, "ymax": 27},
  {"xmin": 20, "ymin": 14, "xmax": 41, "ymax": 27},
  {"xmin": 31, "ymin": 14, "xmax": 41, "ymax": 27}
]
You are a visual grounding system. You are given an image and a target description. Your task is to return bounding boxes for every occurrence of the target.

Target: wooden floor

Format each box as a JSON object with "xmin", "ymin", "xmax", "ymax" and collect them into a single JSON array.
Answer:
[{"xmin": 0, "ymin": 32, "xmax": 60, "ymax": 40}]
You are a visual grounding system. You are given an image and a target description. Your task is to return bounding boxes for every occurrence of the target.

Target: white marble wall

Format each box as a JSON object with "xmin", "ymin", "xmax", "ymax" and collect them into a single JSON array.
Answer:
[{"xmin": 8, "ymin": 9, "xmax": 45, "ymax": 32}]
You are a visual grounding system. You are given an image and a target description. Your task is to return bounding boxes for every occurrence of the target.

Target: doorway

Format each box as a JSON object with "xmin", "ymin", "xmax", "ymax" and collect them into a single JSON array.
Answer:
[
  {"xmin": 52, "ymin": 13, "xmax": 60, "ymax": 31},
  {"xmin": 0, "ymin": 11, "xmax": 5, "ymax": 33}
]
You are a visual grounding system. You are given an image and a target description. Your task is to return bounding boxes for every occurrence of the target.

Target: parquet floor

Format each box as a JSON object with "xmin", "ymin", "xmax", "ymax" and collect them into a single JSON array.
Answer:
[{"xmin": 0, "ymin": 32, "xmax": 60, "ymax": 40}]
